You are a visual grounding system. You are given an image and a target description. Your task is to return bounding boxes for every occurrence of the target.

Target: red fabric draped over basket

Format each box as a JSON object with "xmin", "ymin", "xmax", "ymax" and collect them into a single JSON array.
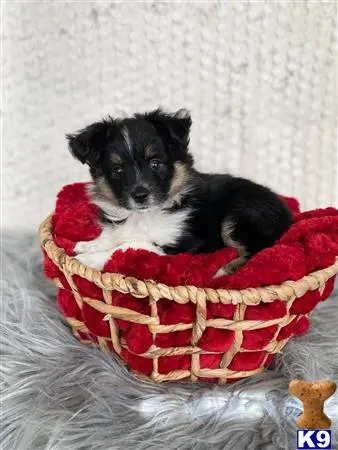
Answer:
[{"xmin": 42, "ymin": 183, "xmax": 338, "ymax": 383}]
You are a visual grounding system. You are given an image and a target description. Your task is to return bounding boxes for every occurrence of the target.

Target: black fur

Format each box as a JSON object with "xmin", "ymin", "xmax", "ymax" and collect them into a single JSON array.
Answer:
[
  {"xmin": 67, "ymin": 109, "xmax": 292, "ymax": 258},
  {"xmin": 177, "ymin": 173, "xmax": 292, "ymax": 255}
]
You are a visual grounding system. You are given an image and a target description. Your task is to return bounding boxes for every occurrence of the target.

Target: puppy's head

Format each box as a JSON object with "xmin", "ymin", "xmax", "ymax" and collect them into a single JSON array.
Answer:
[{"xmin": 67, "ymin": 109, "xmax": 193, "ymax": 211}]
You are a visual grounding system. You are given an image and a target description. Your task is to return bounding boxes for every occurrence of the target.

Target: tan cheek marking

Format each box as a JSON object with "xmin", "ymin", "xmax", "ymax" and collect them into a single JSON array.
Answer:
[
  {"xmin": 95, "ymin": 177, "xmax": 119, "ymax": 205},
  {"xmin": 169, "ymin": 162, "xmax": 189, "ymax": 197}
]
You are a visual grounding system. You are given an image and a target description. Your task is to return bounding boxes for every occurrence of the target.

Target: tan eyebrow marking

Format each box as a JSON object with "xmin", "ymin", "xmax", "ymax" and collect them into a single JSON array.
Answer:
[
  {"xmin": 145, "ymin": 144, "xmax": 156, "ymax": 159},
  {"xmin": 111, "ymin": 153, "xmax": 122, "ymax": 164}
]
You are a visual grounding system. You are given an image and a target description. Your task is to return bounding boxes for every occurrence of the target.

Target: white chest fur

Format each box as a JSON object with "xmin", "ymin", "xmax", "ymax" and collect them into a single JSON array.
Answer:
[
  {"xmin": 74, "ymin": 207, "xmax": 191, "ymax": 269},
  {"xmin": 107, "ymin": 208, "xmax": 190, "ymax": 247}
]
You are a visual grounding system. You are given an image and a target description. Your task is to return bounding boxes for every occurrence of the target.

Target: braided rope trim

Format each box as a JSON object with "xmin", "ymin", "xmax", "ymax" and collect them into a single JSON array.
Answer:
[{"xmin": 40, "ymin": 213, "xmax": 338, "ymax": 306}]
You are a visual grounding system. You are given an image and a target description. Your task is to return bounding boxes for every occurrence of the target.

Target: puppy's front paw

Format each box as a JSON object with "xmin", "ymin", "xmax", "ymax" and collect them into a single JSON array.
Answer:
[
  {"xmin": 74, "ymin": 240, "xmax": 97, "ymax": 255},
  {"xmin": 75, "ymin": 250, "xmax": 113, "ymax": 270},
  {"xmin": 214, "ymin": 256, "xmax": 247, "ymax": 278}
]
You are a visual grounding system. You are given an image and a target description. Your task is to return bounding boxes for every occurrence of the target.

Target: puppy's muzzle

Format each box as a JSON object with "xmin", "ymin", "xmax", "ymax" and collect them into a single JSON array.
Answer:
[{"xmin": 131, "ymin": 186, "xmax": 150, "ymax": 204}]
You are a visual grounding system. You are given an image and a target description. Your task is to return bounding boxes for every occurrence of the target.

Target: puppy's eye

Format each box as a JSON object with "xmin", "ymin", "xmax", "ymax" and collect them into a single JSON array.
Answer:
[
  {"xmin": 149, "ymin": 159, "xmax": 163, "ymax": 171},
  {"xmin": 112, "ymin": 166, "xmax": 123, "ymax": 178}
]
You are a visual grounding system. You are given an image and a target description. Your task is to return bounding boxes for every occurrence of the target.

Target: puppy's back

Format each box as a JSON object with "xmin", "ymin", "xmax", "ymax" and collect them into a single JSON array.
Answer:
[{"xmin": 199, "ymin": 173, "xmax": 293, "ymax": 255}]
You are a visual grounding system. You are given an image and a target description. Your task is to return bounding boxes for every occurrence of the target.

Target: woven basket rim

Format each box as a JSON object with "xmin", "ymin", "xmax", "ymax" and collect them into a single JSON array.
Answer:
[{"xmin": 39, "ymin": 212, "xmax": 338, "ymax": 306}]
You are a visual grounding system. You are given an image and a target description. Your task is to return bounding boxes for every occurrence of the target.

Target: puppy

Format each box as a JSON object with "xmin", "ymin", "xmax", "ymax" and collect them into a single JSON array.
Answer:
[{"xmin": 67, "ymin": 109, "xmax": 292, "ymax": 273}]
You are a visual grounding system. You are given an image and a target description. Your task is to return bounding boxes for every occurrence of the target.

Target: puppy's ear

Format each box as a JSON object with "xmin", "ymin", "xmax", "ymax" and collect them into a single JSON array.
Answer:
[
  {"xmin": 66, "ymin": 121, "xmax": 109, "ymax": 167},
  {"xmin": 142, "ymin": 108, "xmax": 192, "ymax": 154}
]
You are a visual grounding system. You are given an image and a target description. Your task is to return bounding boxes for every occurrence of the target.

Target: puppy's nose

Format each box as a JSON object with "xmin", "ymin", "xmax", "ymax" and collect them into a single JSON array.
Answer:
[{"xmin": 131, "ymin": 186, "xmax": 149, "ymax": 203}]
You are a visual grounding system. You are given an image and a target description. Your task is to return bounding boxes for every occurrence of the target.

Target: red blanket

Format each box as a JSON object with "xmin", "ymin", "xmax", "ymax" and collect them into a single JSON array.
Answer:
[{"xmin": 43, "ymin": 183, "xmax": 338, "ymax": 381}]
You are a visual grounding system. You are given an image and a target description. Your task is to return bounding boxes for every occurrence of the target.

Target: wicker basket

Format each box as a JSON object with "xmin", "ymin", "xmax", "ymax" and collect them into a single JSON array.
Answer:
[{"xmin": 40, "ymin": 213, "xmax": 338, "ymax": 384}]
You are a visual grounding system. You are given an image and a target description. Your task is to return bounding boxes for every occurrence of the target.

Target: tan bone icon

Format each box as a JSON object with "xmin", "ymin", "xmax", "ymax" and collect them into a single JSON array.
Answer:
[{"xmin": 289, "ymin": 379, "xmax": 337, "ymax": 429}]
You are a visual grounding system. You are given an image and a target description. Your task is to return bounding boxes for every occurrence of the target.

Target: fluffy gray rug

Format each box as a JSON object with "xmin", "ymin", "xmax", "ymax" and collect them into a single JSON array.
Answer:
[{"xmin": 1, "ymin": 233, "xmax": 337, "ymax": 450}]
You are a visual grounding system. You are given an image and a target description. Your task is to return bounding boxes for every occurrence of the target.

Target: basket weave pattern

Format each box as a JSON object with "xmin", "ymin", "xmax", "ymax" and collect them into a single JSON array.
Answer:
[{"xmin": 40, "ymin": 214, "xmax": 338, "ymax": 383}]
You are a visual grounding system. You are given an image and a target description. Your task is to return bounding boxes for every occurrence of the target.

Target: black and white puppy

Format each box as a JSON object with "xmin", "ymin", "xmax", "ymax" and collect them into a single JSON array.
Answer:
[{"xmin": 67, "ymin": 109, "xmax": 292, "ymax": 273}]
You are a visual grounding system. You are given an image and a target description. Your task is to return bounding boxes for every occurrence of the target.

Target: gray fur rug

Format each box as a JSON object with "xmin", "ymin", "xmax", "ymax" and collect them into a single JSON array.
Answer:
[{"xmin": 1, "ymin": 233, "xmax": 338, "ymax": 450}]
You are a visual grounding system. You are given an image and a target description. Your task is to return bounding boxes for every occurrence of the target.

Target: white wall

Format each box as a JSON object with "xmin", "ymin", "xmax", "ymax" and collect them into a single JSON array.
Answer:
[{"xmin": 3, "ymin": 1, "xmax": 337, "ymax": 231}]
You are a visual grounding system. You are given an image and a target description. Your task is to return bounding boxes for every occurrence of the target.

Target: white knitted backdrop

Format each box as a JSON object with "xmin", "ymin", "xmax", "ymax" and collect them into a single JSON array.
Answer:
[{"xmin": 2, "ymin": 1, "xmax": 337, "ymax": 232}]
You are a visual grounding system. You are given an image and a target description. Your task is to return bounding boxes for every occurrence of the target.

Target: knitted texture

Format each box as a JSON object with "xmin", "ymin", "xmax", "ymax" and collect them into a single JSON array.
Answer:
[{"xmin": 3, "ymin": 1, "xmax": 337, "ymax": 232}]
